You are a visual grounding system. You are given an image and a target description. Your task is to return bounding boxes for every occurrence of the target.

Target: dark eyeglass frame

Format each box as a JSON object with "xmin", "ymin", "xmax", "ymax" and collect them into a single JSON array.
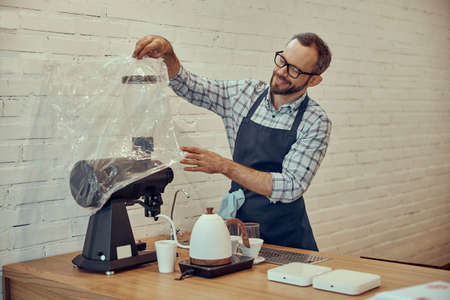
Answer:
[{"xmin": 274, "ymin": 51, "xmax": 318, "ymax": 78}]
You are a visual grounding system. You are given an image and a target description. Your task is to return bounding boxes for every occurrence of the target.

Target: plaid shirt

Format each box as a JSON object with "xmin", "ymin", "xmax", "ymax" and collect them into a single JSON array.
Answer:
[{"xmin": 169, "ymin": 65, "xmax": 332, "ymax": 203}]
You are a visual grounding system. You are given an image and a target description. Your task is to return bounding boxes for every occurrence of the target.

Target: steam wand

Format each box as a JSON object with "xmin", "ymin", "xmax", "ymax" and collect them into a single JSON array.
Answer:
[{"xmin": 169, "ymin": 189, "xmax": 190, "ymax": 239}]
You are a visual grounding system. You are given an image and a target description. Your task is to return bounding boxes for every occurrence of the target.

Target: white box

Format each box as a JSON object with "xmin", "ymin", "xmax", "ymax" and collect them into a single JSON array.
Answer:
[
  {"xmin": 267, "ymin": 262, "xmax": 332, "ymax": 286},
  {"xmin": 312, "ymin": 269, "xmax": 381, "ymax": 295}
]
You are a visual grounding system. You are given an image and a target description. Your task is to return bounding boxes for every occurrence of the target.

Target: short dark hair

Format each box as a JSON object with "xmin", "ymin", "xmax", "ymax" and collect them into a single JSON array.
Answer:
[{"xmin": 290, "ymin": 33, "xmax": 332, "ymax": 75}]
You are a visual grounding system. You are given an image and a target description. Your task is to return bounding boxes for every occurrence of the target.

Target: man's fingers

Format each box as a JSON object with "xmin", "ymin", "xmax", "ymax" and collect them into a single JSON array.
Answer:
[
  {"xmin": 180, "ymin": 159, "xmax": 200, "ymax": 166},
  {"xmin": 133, "ymin": 36, "xmax": 154, "ymax": 58},
  {"xmin": 184, "ymin": 153, "xmax": 201, "ymax": 160},
  {"xmin": 181, "ymin": 146, "xmax": 202, "ymax": 154},
  {"xmin": 138, "ymin": 43, "xmax": 161, "ymax": 59}
]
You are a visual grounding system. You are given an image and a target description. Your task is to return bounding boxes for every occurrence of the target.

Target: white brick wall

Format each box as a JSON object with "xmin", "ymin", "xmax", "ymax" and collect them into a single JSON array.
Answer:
[{"xmin": 1, "ymin": 0, "xmax": 449, "ymax": 293}]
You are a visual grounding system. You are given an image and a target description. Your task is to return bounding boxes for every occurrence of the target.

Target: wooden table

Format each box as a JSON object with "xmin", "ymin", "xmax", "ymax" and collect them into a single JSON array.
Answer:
[{"xmin": 3, "ymin": 235, "xmax": 449, "ymax": 300}]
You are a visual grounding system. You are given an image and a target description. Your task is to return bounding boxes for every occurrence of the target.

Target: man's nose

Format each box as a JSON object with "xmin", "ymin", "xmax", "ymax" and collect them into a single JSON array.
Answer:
[{"xmin": 276, "ymin": 65, "xmax": 289, "ymax": 77}]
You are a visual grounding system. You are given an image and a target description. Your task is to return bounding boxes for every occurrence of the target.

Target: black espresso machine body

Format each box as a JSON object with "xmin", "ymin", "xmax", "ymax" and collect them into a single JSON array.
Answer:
[{"xmin": 70, "ymin": 158, "xmax": 173, "ymax": 275}]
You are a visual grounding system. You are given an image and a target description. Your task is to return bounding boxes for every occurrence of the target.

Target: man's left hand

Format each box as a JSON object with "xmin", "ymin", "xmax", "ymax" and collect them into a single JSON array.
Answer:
[{"xmin": 180, "ymin": 146, "xmax": 228, "ymax": 174}]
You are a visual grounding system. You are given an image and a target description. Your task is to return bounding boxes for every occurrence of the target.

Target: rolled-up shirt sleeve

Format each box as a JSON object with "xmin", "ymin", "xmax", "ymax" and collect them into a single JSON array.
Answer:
[{"xmin": 269, "ymin": 115, "xmax": 332, "ymax": 203}]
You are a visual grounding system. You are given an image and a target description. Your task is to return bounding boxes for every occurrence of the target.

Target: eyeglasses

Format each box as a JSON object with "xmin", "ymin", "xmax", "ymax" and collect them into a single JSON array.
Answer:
[{"xmin": 274, "ymin": 51, "xmax": 317, "ymax": 79}]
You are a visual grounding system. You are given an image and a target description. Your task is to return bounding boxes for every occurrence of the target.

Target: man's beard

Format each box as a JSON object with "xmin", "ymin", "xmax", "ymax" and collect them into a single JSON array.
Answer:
[{"xmin": 270, "ymin": 72, "xmax": 311, "ymax": 95}]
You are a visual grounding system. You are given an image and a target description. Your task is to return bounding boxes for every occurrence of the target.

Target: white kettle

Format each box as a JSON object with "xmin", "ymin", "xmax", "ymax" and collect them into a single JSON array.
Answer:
[{"xmin": 158, "ymin": 207, "xmax": 250, "ymax": 266}]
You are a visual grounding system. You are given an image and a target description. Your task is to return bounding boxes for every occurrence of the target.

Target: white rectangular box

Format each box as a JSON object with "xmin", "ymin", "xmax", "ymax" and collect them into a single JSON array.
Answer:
[
  {"xmin": 312, "ymin": 269, "xmax": 381, "ymax": 295},
  {"xmin": 267, "ymin": 262, "xmax": 332, "ymax": 286}
]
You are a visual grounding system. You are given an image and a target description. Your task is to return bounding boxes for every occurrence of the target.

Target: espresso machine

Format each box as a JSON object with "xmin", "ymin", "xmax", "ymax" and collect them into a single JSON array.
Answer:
[{"xmin": 70, "ymin": 157, "xmax": 173, "ymax": 275}]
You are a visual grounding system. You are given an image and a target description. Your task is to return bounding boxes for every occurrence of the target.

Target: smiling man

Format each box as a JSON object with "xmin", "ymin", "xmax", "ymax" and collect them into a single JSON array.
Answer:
[{"xmin": 133, "ymin": 33, "xmax": 332, "ymax": 250}]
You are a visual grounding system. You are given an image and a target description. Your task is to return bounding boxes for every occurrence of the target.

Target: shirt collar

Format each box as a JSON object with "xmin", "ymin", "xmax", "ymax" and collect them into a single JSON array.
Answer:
[{"xmin": 265, "ymin": 89, "xmax": 308, "ymax": 112}]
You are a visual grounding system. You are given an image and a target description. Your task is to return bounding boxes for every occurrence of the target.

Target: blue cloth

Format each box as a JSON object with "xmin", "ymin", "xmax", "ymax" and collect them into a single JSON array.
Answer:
[{"xmin": 218, "ymin": 189, "xmax": 245, "ymax": 220}]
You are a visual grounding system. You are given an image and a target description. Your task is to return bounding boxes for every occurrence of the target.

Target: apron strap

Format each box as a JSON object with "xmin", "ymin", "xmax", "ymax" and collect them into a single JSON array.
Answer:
[
  {"xmin": 246, "ymin": 88, "xmax": 269, "ymax": 119},
  {"xmin": 290, "ymin": 94, "xmax": 310, "ymax": 134}
]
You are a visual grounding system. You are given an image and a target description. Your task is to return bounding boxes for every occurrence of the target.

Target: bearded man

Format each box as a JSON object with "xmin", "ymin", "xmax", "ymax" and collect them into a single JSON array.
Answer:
[{"xmin": 133, "ymin": 32, "xmax": 332, "ymax": 250}]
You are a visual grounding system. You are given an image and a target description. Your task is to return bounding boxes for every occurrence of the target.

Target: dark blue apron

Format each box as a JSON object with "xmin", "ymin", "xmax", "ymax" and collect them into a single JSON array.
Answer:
[{"xmin": 230, "ymin": 88, "xmax": 318, "ymax": 250}]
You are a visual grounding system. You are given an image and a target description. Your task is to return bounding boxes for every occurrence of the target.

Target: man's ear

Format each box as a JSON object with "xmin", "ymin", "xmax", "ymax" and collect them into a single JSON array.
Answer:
[{"xmin": 307, "ymin": 75, "xmax": 322, "ymax": 88}]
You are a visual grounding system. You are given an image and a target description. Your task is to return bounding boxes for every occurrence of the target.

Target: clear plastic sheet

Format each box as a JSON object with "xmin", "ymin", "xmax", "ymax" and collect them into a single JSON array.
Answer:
[{"xmin": 39, "ymin": 57, "xmax": 182, "ymax": 213}]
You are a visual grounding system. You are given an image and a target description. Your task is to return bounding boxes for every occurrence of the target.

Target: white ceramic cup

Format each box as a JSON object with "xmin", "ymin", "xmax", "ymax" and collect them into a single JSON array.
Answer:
[
  {"xmin": 155, "ymin": 240, "xmax": 177, "ymax": 273},
  {"xmin": 230, "ymin": 235, "xmax": 241, "ymax": 255},
  {"xmin": 239, "ymin": 238, "xmax": 263, "ymax": 259}
]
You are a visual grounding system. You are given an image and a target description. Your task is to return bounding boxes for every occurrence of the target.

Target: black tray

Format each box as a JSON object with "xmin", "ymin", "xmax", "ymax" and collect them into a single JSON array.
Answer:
[{"xmin": 178, "ymin": 255, "xmax": 254, "ymax": 278}]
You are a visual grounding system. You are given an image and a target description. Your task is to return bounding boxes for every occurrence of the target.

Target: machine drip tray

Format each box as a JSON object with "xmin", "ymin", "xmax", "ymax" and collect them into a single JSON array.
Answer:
[{"xmin": 178, "ymin": 255, "xmax": 254, "ymax": 279}]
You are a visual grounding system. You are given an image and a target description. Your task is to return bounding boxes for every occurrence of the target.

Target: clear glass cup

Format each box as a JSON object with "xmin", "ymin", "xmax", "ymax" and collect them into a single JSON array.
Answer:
[
  {"xmin": 228, "ymin": 222, "xmax": 260, "ymax": 238},
  {"xmin": 241, "ymin": 222, "xmax": 260, "ymax": 238}
]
